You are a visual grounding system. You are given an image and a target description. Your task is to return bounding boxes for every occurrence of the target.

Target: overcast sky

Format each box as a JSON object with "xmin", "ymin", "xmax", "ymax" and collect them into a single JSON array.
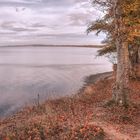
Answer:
[{"xmin": 0, "ymin": 0, "xmax": 104, "ymax": 45}]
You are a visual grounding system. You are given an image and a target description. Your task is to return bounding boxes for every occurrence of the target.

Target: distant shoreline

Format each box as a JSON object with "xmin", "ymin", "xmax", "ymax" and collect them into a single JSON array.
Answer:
[{"xmin": 0, "ymin": 44, "xmax": 103, "ymax": 48}]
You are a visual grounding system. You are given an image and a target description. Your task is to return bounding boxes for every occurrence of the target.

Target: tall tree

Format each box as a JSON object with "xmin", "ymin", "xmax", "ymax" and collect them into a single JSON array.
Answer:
[{"xmin": 88, "ymin": 0, "xmax": 140, "ymax": 106}]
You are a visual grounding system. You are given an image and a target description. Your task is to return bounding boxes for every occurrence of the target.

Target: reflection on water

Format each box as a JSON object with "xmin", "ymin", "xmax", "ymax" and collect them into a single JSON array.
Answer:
[{"xmin": 0, "ymin": 46, "xmax": 112, "ymax": 117}]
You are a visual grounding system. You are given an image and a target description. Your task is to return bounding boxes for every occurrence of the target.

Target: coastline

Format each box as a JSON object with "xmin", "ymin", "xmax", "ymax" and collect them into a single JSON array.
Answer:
[
  {"xmin": 77, "ymin": 71, "xmax": 112, "ymax": 95},
  {"xmin": 0, "ymin": 46, "xmax": 112, "ymax": 119},
  {"xmin": 0, "ymin": 72, "xmax": 112, "ymax": 119},
  {"xmin": 0, "ymin": 45, "xmax": 103, "ymax": 48},
  {"xmin": 0, "ymin": 71, "xmax": 140, "ymax": 139}
]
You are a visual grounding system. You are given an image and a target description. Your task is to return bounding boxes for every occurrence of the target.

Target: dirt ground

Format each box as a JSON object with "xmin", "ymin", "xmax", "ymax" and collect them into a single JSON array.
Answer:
[{"xmin": 0, "ymin": 72, "xmax": 140, "ymax": 140}]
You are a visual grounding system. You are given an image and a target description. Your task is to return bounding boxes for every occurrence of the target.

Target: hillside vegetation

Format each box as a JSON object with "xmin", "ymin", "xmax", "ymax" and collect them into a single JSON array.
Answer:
[{"xmin": 0, "ymin": 73, "xmax": 140, "ymax": 140}]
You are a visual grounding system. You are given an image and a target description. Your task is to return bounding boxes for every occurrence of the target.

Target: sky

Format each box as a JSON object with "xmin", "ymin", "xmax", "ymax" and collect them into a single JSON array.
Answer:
[{"xmin": 0, "ymin": 0, "xmax": 105, "ymax": 45}]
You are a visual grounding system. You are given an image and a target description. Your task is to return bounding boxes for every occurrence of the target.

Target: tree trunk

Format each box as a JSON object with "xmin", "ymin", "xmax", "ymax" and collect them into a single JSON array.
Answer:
[
  {"xmin": 129, "ymin": 45, "xmax": 139, "ymax": 78},
  {"xmin": 112, "ymin": 41, "xmax": 130, "ymax": 106},
  {"xmin": 138, "ymin": 47, "xmax": 140, "ymax": 63},
  {"xmin": 112, "ymin": 0, "xmax": 130, "ymax": 106}
]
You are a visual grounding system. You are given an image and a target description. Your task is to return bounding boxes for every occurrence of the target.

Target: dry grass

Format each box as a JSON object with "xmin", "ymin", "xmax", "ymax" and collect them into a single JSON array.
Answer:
[{"xmin": 0, "ymin": 76, "xmax": 140, "ymax": 140}]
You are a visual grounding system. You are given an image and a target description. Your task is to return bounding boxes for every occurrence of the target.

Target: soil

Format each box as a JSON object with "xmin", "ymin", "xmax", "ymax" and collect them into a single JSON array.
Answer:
[{"xmin": 0, "ymin": 72, "xmax": 140, "ymax": 140}]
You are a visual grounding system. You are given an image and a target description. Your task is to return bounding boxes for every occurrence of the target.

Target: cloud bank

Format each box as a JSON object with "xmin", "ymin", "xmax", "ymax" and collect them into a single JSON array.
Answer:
[{"xmin": 0, "ymin": 0, "xmax": 104, "ymax": 45}]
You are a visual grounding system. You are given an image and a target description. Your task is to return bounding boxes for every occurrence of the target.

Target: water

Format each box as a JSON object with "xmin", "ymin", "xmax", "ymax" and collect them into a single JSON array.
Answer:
[{"xmin": 0, "ymin": 46, "xmax": 112, "ymax": 117}]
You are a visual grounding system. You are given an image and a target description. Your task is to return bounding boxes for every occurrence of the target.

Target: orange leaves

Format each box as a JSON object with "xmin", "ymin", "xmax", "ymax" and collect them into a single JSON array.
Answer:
[
  {"xmin": 58, "ymin": 115, "xmax": 67, "ymax": 122},
  {"xmin": 69, "ymin": 124, "xmax": 104, "ymax": 140},
  {"xmin": 3, "ymin": 137, "xmax": 10, "ymax": 140},
  {"xmin": 0, "ymin": 76, "xmax": 140, "ymax": 139}
]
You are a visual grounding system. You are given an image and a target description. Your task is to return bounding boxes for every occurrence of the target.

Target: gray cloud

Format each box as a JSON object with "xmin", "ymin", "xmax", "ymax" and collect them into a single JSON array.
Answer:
[
  {"xmin": 0, "ymin": 0, "xmax": 104, "ymax": 45},
  {"xmin": 0, "ymin": 21, "xmax": 38, "ymax": 32}
]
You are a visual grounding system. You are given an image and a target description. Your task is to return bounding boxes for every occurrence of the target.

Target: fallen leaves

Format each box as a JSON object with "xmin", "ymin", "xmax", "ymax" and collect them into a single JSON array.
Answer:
[{"xmin": 0, "ymin": 76, "xmax": 140, "ymax": 139}]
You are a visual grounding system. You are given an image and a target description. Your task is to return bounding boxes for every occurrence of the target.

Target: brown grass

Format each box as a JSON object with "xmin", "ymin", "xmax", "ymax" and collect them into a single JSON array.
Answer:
[{"xmin": 0, "ymin": 76, "xmax": 140, "ymax": 140}]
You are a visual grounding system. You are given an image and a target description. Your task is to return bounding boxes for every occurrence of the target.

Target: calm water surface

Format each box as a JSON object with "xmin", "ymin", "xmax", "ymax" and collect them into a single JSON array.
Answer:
[{"xmin": 0, "ymin": 46, "xmax": 112, "ymax": 117}]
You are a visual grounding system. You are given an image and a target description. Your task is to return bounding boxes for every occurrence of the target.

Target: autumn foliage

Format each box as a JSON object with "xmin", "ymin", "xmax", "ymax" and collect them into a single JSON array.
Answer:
[{"xmin": 0, "ymin": 73, "xmax": 140, "ymax": 139}]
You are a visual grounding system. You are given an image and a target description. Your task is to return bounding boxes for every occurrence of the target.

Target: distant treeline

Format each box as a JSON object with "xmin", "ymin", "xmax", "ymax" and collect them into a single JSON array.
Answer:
[{"xmin": 0, "ymin": 44, "xmax": 103, "ymax": 48}]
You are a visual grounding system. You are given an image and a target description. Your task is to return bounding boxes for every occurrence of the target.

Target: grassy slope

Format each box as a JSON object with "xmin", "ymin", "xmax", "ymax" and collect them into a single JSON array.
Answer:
[{"xmin": 0, "ymin": 73, "xmax": 140, "ymax": 140}]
